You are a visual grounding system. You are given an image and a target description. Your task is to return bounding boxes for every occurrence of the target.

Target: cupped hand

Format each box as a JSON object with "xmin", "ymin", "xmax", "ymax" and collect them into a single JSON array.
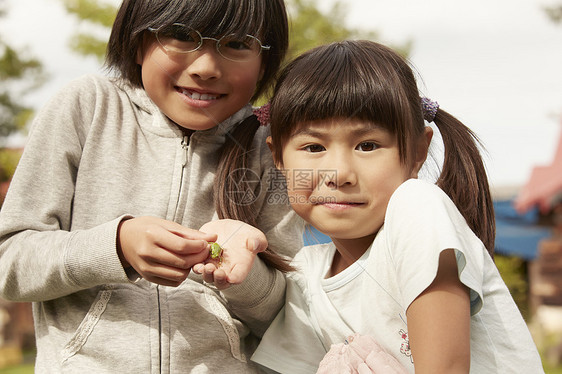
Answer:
[
  {"xmin": 117, "ymin": 216, "xmax": 217, "ymax": 287},
  {"xmin": 193, "ymin": 219, "xmax": 268, "ymax": 289}
]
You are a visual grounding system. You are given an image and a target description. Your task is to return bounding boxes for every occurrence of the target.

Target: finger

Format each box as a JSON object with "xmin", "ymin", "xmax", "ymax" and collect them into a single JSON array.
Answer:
[
  {"xmin": 143, "ymin": 244, "xmax": 209, "ymax": 270},
  {"xmin": 247, "ymin": 237, "xmax": 268, "ymax": 254},
  {"xmin": 144, "ymin": 275, "xmax": 185, "ymax": 287},
  {"xmin": 201, "ymin": 263, "xmax": 219, "ymax": 283},
  {"xmin": 212, "ymin": 270, "xmax": 231, "ymax": 290},
  {"xmin": 165, "ymin": 221, "xmax": 217, "ymax": 242},
  {"xmin": 192, "ymin": 263, "xmax": 205, "ymax": 274},
  {"xmin": 138, "ymin": 263, "xmax": 191, "ymax": 286},
  {"xmin": 212, "ymin": 268, "xmax": 228, "ymax": 284},
  {"xmin": 156, "ymin": 235, "xmax": 209, "ymax": 256}
]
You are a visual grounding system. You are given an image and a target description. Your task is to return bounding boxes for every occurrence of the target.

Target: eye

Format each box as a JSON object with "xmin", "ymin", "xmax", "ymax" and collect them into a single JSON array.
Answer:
[
  {"xmin": 173, "ymin": 30, "xmax": 198, "ymax": 42},
  {"xmin": 164, "ymin": 24, "xmax": 199, "ymax": 42},
  {"xmin": 356, "ymin": 142, "xmax": 377, "ymax": 152},
  {"xmin": 303, "ymin": 144, "xmax": 325, "ymax": 153},
  {"xmin": 223, "ymin": 39, "xmax": 252, "ymax": 51}
]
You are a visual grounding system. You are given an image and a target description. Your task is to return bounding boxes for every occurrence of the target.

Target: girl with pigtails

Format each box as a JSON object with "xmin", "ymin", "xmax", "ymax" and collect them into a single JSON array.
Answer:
[{"xmin": 250, "ymin": 40, "xmax": 543, "ymax": 373}]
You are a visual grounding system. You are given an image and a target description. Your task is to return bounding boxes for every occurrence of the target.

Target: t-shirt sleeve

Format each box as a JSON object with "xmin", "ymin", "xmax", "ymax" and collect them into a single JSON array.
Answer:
[{"xmin": 384, "ymin": 179, "xmax": 487, "ymax": 315}]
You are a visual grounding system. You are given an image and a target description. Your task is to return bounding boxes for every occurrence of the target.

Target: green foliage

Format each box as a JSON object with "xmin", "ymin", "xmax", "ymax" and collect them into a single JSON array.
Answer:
[
  {"xmin": 545, "ymin": 5, "xmax": 562, "ymax": 23},
  {"xmin": 0, "ymin": 148, "xmax": 22, "ymax": 182},
  {"xmin": 286, "ymin": 0, "xmax": 378, "ymax": 59},
  {"xmin": 61, "ymin": 0, "xmax": 118, "ymax": 61},
  {"xmin": 0, "ymin": 6, "xmax": 45, "ymax": 143},
  {"xmin": 69, "ymin": 33, "xmax": 110, "ymax": 60},
  {"xmin": 495, "ymin": 254, "xmax": 529, "ymax": 319},
  {"xmin": 0, "ymin": 45, "xmax": 41, "ymax": 80},
  {"xmin": 0, "ymin": 363, "xmax": 34, "ymax": 374},
  {"xmin": 62, "ymin": 0, "xmax": 116, "ymax": 27},
  {"xmin": 286, "ymin": 0, "xmax": 411, "ymax": 61}
]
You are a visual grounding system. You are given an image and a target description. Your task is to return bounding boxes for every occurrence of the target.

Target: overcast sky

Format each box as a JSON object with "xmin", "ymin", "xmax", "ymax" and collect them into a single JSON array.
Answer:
[{"xmin": 2, "ymin": 0, "xmax": 562, "ymax": 188}]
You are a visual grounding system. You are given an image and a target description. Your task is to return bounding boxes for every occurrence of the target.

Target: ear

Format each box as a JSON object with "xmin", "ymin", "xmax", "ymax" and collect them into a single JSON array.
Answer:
[
  {"xmin": 266, "ymin": 136, "xmax": 283, "ymax": 170},
  {"xmin": 412, "ymin": 126, "xmax": 433, "ymax": 176}
]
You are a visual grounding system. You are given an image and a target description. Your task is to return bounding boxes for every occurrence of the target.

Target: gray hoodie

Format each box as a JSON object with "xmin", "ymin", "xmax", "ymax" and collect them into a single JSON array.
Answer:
[{"xmin": 0, "ymin": 75, "xmax": 304, "ymax": 373}]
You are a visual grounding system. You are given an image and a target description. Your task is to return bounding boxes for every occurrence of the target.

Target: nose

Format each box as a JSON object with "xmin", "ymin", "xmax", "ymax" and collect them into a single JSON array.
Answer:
[
  {"xmin": 186, "ymin": 42, "xmax": 222, "ymax": 81},
  {"xmin": 322, "ymin": 151, "xmax": 357, "ymax": 188}
]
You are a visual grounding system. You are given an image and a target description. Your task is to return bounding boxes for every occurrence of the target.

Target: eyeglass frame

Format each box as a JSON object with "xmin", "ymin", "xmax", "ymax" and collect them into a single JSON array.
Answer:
[{"xmin": 147, "ymin": 23, "xmax": 271, "ymax": 62}]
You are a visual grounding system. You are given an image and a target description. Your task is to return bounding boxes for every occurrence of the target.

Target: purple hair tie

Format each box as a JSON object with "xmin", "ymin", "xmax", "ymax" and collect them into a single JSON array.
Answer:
[
  {"xmin": 421, "ymin": 97, "xmax": 439, "ymax": 122},
  {"xmin": 253, "ymin": 102, "xmax": 271, "ymax": 126}
]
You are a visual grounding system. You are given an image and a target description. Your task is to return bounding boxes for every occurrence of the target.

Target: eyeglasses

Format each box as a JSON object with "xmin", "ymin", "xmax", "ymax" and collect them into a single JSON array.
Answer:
[{"xmin": 147, "ymin": 23, "xmax": 270, "ymax": 62}]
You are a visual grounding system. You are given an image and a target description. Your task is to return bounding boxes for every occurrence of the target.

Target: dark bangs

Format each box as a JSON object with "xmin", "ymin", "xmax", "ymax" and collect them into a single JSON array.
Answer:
[
  {"xmin": 150, "ymin": 0, "xmax": 266, "ymax": 39},
  {"xmin": 270, "ymin": 40, "xmax": 424, "ymax": 165}
]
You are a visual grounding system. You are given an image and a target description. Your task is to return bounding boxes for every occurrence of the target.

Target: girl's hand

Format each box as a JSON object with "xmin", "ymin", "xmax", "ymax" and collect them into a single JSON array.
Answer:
[
  {"xmin": 117, "ymin": 216, "xmax": 217, "ymax": 287},
  {"xmin": 193, "ymin": 219, "xmax": 268, "ymax": 290},
  {"xmin": 317, "ymin": 333, "xmax": 409, "ymax": 374}
]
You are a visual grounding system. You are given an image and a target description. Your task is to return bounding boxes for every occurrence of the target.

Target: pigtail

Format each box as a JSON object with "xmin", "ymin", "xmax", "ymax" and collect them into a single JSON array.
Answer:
[
  {"xmin": 433, "ymin": 110, "xmax": 496, "ymax": 257},
  {"xmin": 214, "ymin": 116, "xmax": 294, "ymax": 272}
]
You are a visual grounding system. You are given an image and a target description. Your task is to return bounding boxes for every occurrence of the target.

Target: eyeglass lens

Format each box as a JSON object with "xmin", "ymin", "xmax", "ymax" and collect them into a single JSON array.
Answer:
[{"xmin": 155, "ymin": 24, "xmax": 264, "ymax": 61}]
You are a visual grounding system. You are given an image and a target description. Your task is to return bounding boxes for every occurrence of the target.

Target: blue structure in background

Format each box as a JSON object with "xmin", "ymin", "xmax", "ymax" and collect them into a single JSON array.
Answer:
[
  {"xmin": 303, "ymin": 226, "xmax": 331, "ymax": 246},
  {"xmin": 303, "ymin": 199, "xmax": 551, "ymax": 261},
  {"xmin": 494, "ymin": 199, "xmax": 551, "ymax": 260}
]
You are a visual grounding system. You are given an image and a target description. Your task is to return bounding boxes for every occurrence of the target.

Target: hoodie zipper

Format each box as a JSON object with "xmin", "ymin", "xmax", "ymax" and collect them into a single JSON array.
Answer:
[
  {"xmin": 172, "ymin": 132, "xmax": 192, "ymax": 224},
  {"xmin": 181, "ymin": 134, "xmax": 190, "ymax": 166}
]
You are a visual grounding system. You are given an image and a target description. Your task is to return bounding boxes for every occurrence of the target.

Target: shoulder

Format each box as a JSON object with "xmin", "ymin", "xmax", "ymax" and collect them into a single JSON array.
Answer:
[
  {"xmin": 29, "ymin": 75, "xmax": 137, "ymax": 145},
  {"xmin": 383, "ymin": 178, "xmax": 478, "ymax": 255},
  {"xmin": 60, "ymin": 74, "xmax": 119, "ymax": 96},
  {"xmin": 389, "ymin": 178, "xmax": 449, "ymax": 208},
  {"xmin": 41, "ymin": 75, "xmax": 123, "ymax": 114},
  {"xmin": 386, "ymin": 179, "xmax": 462, "ymax": 226},
  {"xmin": 32, "ymin": 75, "xmax": 110, "ymax": 125},
  {"xmin": 290, "ymin": 243, "xmax": 333, "ymax": 278}
]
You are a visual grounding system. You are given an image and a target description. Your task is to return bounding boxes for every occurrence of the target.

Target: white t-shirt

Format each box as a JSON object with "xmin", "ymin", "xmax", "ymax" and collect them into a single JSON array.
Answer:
[{"xmin": 252, "ymin": 179, "xmax": 544, "ymax": 374}]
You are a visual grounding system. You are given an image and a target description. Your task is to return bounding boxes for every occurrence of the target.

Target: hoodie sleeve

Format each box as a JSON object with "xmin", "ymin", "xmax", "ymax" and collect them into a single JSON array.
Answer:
[
  {"xmin": 220, "ymin": 258, "xmax": 286, "ymax": 337},
  {"xmin": 0, "ymin": 76, "xmax": 131, "ymax": 302}
]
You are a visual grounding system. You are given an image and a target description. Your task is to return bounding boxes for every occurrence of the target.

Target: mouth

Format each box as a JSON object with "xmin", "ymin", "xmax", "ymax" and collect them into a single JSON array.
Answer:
[
  {"xmin": 315, "ymin": 200, "xmax": 365, "ymax": 208},
  {"xmin": 175, "ymin": 87, "xmax": 224, "ymax": 101}
]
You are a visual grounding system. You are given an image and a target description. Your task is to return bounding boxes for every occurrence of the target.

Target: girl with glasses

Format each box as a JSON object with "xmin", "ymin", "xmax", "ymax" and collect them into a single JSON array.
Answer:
[
  {"xmin": 0, "ymin": 0, "xmax": 304, "ymax": 372},
  {"xmin": 250, "ymin": 40, "xmax": 543, "ymax": 373}
]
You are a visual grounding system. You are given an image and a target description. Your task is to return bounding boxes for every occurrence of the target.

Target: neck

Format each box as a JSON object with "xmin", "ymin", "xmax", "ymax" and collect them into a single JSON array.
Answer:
[{"xmin": 328, "ymin": 235, "xmax": 374, "ymax": 276}]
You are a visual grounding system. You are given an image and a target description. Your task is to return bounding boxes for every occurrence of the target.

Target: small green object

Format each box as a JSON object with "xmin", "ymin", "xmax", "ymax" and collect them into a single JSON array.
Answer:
[{"xmin": 210, "ymin": 242, "xmax": 223, "ymax": 259}]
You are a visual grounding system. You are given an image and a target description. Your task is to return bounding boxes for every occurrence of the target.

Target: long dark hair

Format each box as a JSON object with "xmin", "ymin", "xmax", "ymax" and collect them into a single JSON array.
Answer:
[
  {"xmin": 106, "ymin": 0, "xmax": 293, "ymax": 270},
  {"xmin": 269, "ymin": 40, "xmax": 495, "ymax": 255}
]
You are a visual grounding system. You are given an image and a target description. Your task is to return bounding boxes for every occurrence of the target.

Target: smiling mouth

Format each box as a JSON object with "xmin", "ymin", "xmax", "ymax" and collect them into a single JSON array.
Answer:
[{"xmin": 176, "ymin": 87, "xmax": 223, "ymax": 101}]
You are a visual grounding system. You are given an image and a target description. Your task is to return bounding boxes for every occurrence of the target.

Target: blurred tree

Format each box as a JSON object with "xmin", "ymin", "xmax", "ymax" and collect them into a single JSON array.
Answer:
[
  {"xmin": 286, "ymin": 0, "xmax": 410, "ymax": 59},
  {"xmin": 286, "ymin": 0, "xmax": 377, "ymax": 59},
  {"xmin": 545, "ymin": 4, "xmax": 562, "ymax": 23},
  {"xmin": 0, "ymin": 3, "xmax": 45, "ymax": 144},
  {"xmin": 61, "ymin": 0, "xmax": 117, "ymax": 61}
]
